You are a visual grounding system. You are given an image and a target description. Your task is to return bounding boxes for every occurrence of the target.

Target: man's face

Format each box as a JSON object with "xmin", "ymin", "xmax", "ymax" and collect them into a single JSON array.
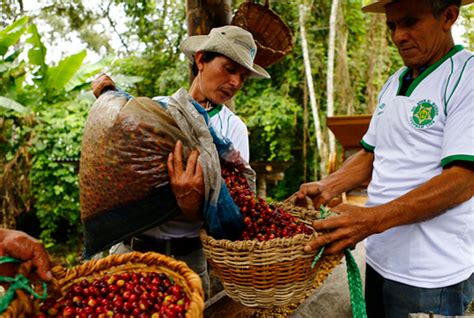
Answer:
[
  {"xmin": 385, "ymin": 1, "xmax": 453, "ymax": 69},
  {"xmin": 198, "ymin": 54, "xmax": 250, "ymax": 105}
]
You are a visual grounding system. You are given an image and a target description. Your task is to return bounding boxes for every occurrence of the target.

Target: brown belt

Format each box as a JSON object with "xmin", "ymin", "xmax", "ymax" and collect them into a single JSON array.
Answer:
[{"xmin": 127, "ymin": 235, "xmax": 202, "ymax": 256}]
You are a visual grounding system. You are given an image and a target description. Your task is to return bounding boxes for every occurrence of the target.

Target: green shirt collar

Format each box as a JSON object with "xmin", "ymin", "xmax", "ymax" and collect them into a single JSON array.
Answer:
[
  {"xmin": 397, "ymin": 45, "xmax": 464, "ymax": 97},
  {"xmin": 207, "ymin": 104, "xmax": 223, "ymax": 118}
]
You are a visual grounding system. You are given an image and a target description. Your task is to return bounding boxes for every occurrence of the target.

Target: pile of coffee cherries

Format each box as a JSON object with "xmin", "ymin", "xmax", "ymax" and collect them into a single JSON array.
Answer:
[
  {"xmin": 33, "ymin": 272, "xmax": 190, "ymax": 318},
  {"xmin": 221, "ymin": 163, "xmax": 313, "ymax": 241}
]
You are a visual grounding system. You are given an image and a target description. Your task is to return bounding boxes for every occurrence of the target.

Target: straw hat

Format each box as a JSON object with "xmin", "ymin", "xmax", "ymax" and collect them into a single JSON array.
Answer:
[
  {"xmin": 362, "ymin": 0, "xmax": 474, "ymax": 13},
  {"xmin": 180, "ymin": 25, "xmax": 270, "ymax": 79}
]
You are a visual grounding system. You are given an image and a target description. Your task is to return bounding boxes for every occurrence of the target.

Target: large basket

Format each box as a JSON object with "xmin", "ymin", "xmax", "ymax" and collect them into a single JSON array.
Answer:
[
  {"xmin": 200, "ymin": 202, "xmax": 342, "ymax": 309},
  {"xmin": 32, "ymin": 252, "xmax": 204, "ymax": 317},
  {"xmin": 231, "ymin": 0, "xmax": 293, "ymax": 68}
]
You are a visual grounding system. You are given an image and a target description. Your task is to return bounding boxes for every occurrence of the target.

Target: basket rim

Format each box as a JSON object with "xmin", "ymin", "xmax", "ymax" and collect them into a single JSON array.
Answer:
[{"xmin": 200, "ymin": 228, "xmax": 316, "ymax": 252}]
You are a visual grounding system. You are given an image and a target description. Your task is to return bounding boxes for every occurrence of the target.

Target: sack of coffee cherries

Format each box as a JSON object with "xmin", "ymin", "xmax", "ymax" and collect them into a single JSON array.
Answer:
[{"xmin": 79, "ymin": 88, "xmax": 250, "ymax": 257}]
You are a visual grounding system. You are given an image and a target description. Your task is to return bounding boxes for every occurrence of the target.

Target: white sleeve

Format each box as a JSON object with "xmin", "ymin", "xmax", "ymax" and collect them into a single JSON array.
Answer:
[
  {"xmin": 226, "ymin": 115, "xmax": 250, "ymax": 162},
  {"xmin": 441, "ymin": 58, "xmax": 474, "ymax": 167},
  {"xmin": 361, "ymin": 114, "xmax": 378, "ymax": 152}
]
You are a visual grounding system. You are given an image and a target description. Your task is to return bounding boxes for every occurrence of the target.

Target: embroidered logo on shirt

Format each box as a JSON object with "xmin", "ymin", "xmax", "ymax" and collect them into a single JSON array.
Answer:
[{"xmin": 410, "ymin": 99, "xmax": 438, "ymax": 129}]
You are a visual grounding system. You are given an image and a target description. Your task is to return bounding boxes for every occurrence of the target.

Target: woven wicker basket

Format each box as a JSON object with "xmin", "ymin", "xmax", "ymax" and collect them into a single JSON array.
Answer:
[
  {"xmin": 1, "ymin": 261, "xmax": 42, "ymax": 318},
  {"xmin": 26, "ymin": 252, "xmax": 204, "ymax": 317},
  {"xmin": 231, "ymin": 0, "xmax": 293, "ymax": 68},
  {"xmin": 200, "ymin": 202, "xmax": 342, "ymax": 309}
]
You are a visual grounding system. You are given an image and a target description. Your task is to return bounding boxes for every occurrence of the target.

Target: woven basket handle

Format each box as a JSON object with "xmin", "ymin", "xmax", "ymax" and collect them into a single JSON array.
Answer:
[{"xmin": 284, "ymin": 193, "xmax": 315, "ymax": 209}]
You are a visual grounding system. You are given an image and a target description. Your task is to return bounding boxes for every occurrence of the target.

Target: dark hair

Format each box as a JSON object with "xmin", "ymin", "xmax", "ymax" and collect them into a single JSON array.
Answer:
[
  {"xmin": 191, "ymin": 51, "xmax": 225, "ymax": 76},
  {"xmin": 426, "ymin": 0, "xmax": 461, "ymax": 18}
]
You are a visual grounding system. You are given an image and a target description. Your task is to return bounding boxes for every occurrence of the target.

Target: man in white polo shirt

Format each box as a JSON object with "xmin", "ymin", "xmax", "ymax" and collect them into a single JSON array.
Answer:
[{"xmin": 296, "ymin": 0, "xmax": 473, "ymax": 317}]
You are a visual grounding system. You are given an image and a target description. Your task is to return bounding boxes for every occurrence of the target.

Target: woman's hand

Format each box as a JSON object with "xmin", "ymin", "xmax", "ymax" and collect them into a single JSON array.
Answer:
[
  {"xmin": 167, "ymin": 140, "xmax": 204, "ymax": 220},
  {"xmin": 0, "ymin": 229, "xmax": 52, "ymax": 281}
]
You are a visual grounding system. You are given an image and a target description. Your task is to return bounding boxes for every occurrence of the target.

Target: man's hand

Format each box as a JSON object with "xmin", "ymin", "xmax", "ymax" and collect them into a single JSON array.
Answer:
[
  {"xmin": 295, "ymin": 180, "xmax": 335, "ymax": 209},
  {"xmin": 167, "ymin": 140, "xmax": 204, "ymax": 221},
  {"xmin": 303, "ymin": 203, "xmax": 381, "ymax": 254},
  {"xmin": 91, "ymin": 73, "xmax": 116, "ymax": 98},
  {"xmin": 0, "ymin": 229, "xmax": 52, "ymax": 281}
]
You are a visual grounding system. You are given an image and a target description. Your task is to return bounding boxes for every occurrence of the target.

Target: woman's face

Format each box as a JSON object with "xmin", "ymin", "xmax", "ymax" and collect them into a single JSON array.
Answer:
[{"xmin": 195, "ymin": 52, "xmax": 251, "ymax": 105}]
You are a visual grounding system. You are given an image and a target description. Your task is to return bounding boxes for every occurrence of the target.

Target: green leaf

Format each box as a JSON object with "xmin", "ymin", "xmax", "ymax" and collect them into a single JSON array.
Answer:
[
  {"xmin": 65, "ymin": 55, "xmax": 114, "ymax": 92},
  {"xmin": 14, "ymin": 74, "xmax": 26, "ymax": 96},
  {"xmin": 0, "ymin": 61, "xmax": 12, "ymax": 73},
  {"xmin": 0, "ymin": 96, "xmax": 29, "ymax": 113},
  {"xmin": 45, "ymin": 50, "xmax": 87, "ymax": 93},
  {"xmin": 0, "ymin": 16, "xmax": 28, "ymax": 56},
  {"xmin": 26, "ymin": 24, "xmax": 47, "ymax": 70}
]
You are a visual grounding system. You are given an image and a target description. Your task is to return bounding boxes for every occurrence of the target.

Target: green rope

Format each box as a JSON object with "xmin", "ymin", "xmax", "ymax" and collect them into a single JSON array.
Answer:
[
  {"xmin": 0, "ymin": 257, "xmax": 20, "ymax": 265},
  {"xmin": 310, "ymin": 206, "xmax": 327, "ymax": 268},
  {"xmin": 0, "ymin": 256, "xmax": 48, "ymax": 314},
  {"xmin": 311, "ymin": 206, "xmax": 367, "ymax": 318},
  {"xmin": 345, "ymin": 248, "xmax": 367, "ymax": 318}
]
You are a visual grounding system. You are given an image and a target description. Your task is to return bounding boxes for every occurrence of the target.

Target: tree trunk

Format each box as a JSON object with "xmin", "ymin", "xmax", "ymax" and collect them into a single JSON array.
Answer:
[
  {"xmin": 365, "ymin": 14, "xmax": 388, "ymax": 113},
  {"xmin": 326, "ymin": 0, "xmax": 339, "ymax": 174},
  {"xmin": 299, "ymin": 3, "xmax": 327, "ymax": 178},
  {"xmin": 303, "ymin": 81, "xmax": 308, "ymax": 182},
  {"xmin": 186, "ymin": 0, "xmax": 232, "ymax": 36}
]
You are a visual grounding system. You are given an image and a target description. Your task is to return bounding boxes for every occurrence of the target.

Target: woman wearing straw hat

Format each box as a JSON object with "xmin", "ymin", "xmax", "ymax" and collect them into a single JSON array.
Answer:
[
  {"xmin": 296, "ymin": 0, "xmax": 473, "ymax": 317},
  {"xmin": 92, "ymin": 25, "xmax": 270, "ymax": 298}
]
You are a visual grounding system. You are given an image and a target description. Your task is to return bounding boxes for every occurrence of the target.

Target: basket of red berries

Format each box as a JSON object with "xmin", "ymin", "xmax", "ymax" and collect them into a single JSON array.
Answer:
[
  {"xmin": 200, "ymin": 163, "xmax": 343, "ymax": 309},
  {"xmin": 32, "ymin": 252, "xmax": 204, "ymax": 318}
]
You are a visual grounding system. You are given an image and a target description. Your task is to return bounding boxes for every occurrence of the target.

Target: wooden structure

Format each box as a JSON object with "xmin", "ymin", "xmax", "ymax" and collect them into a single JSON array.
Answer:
[
  {"xmin": 326, "ymin": 115, "xmax": 371, "ymax": 160},
  {"xmin": 251, "ymin": 161, "xmax": 291, "ymax": 197},
  {"xmin": 327, "ymin": 115, "xmax": 372, "ymax": 197}
]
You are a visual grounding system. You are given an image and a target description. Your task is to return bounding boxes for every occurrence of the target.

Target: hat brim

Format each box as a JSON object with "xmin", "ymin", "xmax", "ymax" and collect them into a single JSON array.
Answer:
[
  {"xmin": 180, "ymin": 35, "xmax": 270, "ymax": 79},
  {"xmin": 362, "ymin": 0, "xmax": 474, "ymax": 13}
]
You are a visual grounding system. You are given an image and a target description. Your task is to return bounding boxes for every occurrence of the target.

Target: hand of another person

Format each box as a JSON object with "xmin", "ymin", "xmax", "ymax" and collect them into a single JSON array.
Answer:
[
  {"xmin": 0, "ymin": 229, "xmax": 52, "ymax": 281},
  {"xmin": 294, "ymin": 180, "xmax": 335, "ymax": 209},
  {"xmin": 303, "ymin": 203, "xmax": 381, "ymax": 254},
  {"xmin": 91, "ymin": 73, "xmax": 116, "ymax": 98},
  {"xmin": 167, "ymin": 140, "xmax": 205, "ymax": 221}
]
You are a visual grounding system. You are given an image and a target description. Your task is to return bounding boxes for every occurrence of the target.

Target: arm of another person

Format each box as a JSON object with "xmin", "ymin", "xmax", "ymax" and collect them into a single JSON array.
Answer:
[
  {"xmin": 296, "ymin": 149, "xmax": 374, "ymax": 208},
  {"xmin": 0, "ymin": 229, "xmax": 52, "ymax": 281},
  {"xmin": 304, "ymin": 162, "xmax": 474, "ymax": 254}
]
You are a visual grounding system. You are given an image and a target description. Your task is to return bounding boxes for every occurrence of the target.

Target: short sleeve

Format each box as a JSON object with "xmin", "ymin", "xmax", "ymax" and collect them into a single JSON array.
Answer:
[
  {"xmin": 361, "ymin": 112, "xmax": 378, "ymax": 152},
  {"xmin": 441, "ymin": 59, "xmax": 474, "ymax": 167}
]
